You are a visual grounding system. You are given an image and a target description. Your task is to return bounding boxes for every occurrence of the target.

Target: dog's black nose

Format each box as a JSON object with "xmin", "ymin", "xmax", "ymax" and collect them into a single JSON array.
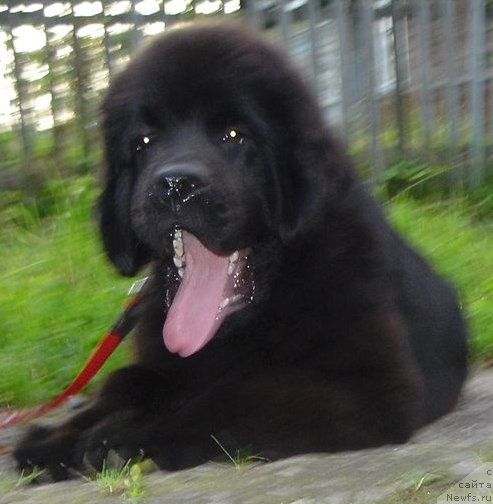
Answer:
[
  {"xmin": 163, "ymin": 176, "xmax": 197, "ymax": 201},
  {"xmin": 151, "ymin": 172, "xmax": 204, "ymax": 213}
]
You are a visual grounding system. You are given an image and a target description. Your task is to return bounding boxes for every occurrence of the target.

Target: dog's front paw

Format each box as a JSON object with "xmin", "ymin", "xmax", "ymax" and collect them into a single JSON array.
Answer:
[
  {"xmin": 14, "ymin": 424, "xmax": 82, "ymax": 481},
  {"xmin": 77, "ymin": 413, "xmax": 149, "ymax": 472},
  {"xmin": 79, "ymin": 414, "xmax": 211, "ymax": 472}
]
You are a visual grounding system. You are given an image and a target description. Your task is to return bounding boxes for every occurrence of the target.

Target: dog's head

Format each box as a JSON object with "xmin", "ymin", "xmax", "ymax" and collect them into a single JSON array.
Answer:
[{"xmin": 99, "ymin": 21, "xmax": 350, "ymax": 356}]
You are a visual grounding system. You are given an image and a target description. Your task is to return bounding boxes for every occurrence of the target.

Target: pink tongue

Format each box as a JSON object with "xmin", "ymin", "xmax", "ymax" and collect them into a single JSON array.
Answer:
[{"xmin": 163, "ymin": 231, "xmax": 233, "ymax": 357}]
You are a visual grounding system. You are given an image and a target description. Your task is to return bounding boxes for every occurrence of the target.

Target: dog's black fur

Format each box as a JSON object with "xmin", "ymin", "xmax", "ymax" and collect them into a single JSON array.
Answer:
[{"xmin": 14, "ymin": 22, "xmax": 467, "ymax": 480}]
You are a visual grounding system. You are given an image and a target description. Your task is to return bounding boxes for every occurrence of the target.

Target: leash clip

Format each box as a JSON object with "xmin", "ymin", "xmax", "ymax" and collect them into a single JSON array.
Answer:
[{"xmin": 128, "ymin": 276, "xmax": 149, "ymax": 296}]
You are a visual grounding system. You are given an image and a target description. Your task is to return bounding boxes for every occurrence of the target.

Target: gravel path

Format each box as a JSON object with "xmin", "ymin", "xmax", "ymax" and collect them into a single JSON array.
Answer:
[{"xmin": 0, "ymin": 368, "xmax": 492, "ymax": 504}]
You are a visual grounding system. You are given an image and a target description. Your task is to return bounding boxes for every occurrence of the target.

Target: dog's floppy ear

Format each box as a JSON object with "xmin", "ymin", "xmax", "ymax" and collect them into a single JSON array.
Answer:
[
  {"xmin": 98, "ymin": 152, "xmax": 151, "ymax": 277},
  {"xmin": 278, "ymin": 125, "xmax": 353, "ymax": 244}
]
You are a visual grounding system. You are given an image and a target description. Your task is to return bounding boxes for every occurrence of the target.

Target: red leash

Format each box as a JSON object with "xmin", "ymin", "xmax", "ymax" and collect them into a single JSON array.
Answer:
[{"xmin": 0, "ymin": 278, "xmax": 147, "ymax": 429}]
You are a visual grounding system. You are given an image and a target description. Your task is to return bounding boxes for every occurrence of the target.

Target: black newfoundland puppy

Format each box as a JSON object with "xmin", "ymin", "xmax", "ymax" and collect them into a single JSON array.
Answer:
[{"xmin": 15, "ymin": 21, "xmax": 467, "ymax": 479}]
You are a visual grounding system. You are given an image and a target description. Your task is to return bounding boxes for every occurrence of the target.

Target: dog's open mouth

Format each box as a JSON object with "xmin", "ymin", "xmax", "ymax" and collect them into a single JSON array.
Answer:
[{"xmin": 163, "ymin": 228, "xmax": 253, "ymax": 357}]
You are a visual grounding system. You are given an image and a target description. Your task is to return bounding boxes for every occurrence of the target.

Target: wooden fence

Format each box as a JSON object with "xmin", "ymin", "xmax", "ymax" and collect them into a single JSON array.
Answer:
[{"xmin": 1, "ymin": 0, "xmax": 492, "ymax": 190}]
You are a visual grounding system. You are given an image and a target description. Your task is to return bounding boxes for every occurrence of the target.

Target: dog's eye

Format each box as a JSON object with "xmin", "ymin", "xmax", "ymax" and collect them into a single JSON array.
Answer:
[
  {"xmin": 136, "ymin": 135, "xmax": 153, "ymax": 152},
  {"xmin": 221, "ymin": 128, "xmax": 245, "ymax": 145}
]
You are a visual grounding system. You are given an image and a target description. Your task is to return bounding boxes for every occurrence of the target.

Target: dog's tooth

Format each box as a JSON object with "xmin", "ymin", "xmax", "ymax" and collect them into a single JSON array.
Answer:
[
  {"xmin": 219, "ymin": 294, "xmax": 244, "ymax": 311},
  {"xmin": 230, "ymin": 294, "xmax": 244, "ymax": 305},
  {"xmin": 174, "ymin": 228, "xmax": 182, "ymax": 239},
  {"xmin": 219, "ymin": 298, "xmax": 230, "ymax": 309},
  {"xmin": 174, "ymin": 256, "xmax": 183, "ymax": 268},
  {"xmin": 229, "ymin": 251, "xmax": 239, "ymax": 263},
  {"xmin": 178, "ymin": 267, "xmax": 184, "ymax": 278},
  {"xmin": 228, "ymin": 263, "xmax": 235, "ymax": 276},
  {"xmin": 173, "ymin": 239, "xmax": 184, "ymax": 257}
]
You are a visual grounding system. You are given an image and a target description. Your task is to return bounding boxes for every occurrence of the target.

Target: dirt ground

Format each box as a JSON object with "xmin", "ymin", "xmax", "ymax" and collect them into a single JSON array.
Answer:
[{"xmin": 0, "ymin": 368, "xmax": 492, "ymax": 504}]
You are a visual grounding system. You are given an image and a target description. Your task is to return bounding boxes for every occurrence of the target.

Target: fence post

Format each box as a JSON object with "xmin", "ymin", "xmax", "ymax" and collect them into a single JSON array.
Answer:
[
  {"xmin": 468, "ymin": 0, "xmax": 486, "ymax": 188},
  {"xmin": 306, "ymin": 0, "xmax": 321, "ymax": 98},
  {"xmin": 6, "ymin": 21, "xmax": 32, "ymax": 171},
  {"xmin": 246, "ymin": 0, "xmax": 262, "ymax": 30},
  {"xmin": 416, "ymin": 0, "xmax": 433, "ymax": 158},
  {"xmin": 69, "ymin": 1, "xmax": 90, "ymax": 160},
  {"xmin": 391, "ymin": 0, "xmax": 408, "ymax": 156},
  {"xmin": 359, "ymin": 0, "xmax": 384, "ymax": 185},
  {"xmin": 129, "ymin": 0, "xmax": 142, "ymax": 50},
  {"xmin": 335, "ymin": 0, "xmax": 353, "ymax": 146},
  {"xmin": 277, "ymin": 0, "xmax": 292, "ymax": 46},
  {"xmin": 441, "ymin": 0, "xmax": 461, "ymax": 185},
  {"xmin": 42, "ymin": 15, "xmax": 60, "ymax": 164},
  {"xmin": 102, "ymin": 2, "xmax": 113, "ymax": 77}
]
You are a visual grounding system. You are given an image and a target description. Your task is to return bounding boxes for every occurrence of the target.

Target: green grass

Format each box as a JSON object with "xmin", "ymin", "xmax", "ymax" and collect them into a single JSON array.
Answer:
[
  {"xmin": 387, "ymin": 195, "xmax": 493, "ymax": 361},
  {"xmin": 0, "ymin": 177, "xmax": 132, "ymax": 407},
  {"xmin": 0, "ymin": 468, "xmax": 46, "ymax": 494},
  {"xmin": 0, "ymin": 176, "xmax": 492, "ymax": 407},
  {"xmin": 87, "ymin": 460, "xmax": 149, "ymax": 502},
  {"xmin": 375, "ymin": 472, "xmax": 457, "ymax": 504},
  {"xmin": 210, "ymin": 434, "xmax": 269, "ymax": 470}
]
